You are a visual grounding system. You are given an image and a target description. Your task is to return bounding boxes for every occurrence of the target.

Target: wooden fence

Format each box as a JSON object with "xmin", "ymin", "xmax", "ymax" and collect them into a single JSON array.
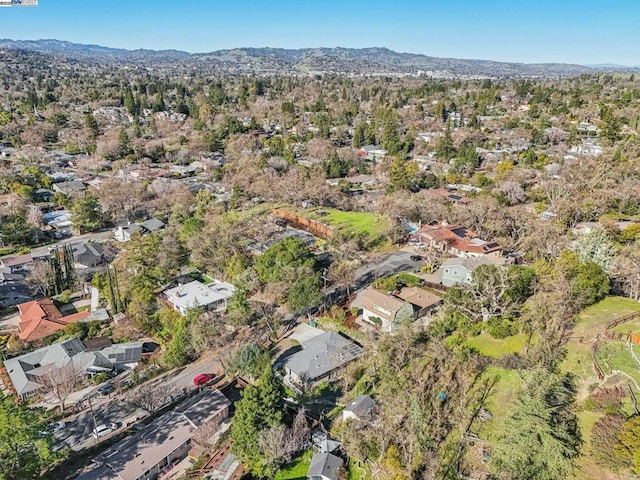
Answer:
[{"xmin": 273, "ymin": 209, "xmax": 334, "ymax": 239}]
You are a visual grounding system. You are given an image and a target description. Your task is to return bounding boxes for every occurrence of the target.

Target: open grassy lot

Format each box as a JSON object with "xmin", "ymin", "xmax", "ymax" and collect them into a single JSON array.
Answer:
[
  {"xmin": 572, "ymin": 296, "xmax": 640, "ymax": 339},
  {"xmin": 464, "ymin": 333, "xmax": 528, "ymax": 359},
  {"xmin": 305, "ymin": 207, "xmax": 390, "ymax": 249}
]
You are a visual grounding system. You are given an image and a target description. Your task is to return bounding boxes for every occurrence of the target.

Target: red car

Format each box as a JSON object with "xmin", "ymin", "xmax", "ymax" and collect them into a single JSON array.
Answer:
[{"xmin": 193, "ymin": 373, "xmax": 214, "ymax": 387}]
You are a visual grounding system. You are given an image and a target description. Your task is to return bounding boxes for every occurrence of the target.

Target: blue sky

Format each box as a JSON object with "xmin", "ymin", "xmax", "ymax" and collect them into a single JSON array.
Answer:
[{"xmin": 0, "ymin": 0, "xmax": 638, "ymax": 65}]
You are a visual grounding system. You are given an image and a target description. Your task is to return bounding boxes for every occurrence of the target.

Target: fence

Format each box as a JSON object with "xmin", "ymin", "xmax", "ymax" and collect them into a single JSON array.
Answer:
[{"xmin": 273, "ymin": 209, "xmax": 334, "ymax": 239}]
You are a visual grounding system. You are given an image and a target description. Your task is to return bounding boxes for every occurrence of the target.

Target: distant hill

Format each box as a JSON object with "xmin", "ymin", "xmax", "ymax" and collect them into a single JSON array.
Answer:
[{"xmin": 0, "ymin": 38, "xmax": 610, "ymax": 78}]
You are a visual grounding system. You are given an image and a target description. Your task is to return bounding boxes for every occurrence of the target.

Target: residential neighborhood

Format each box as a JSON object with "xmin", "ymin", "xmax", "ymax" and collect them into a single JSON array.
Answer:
[{"xmin": 1, "ymin": 6, "xmax": 640, "ymax": 480}]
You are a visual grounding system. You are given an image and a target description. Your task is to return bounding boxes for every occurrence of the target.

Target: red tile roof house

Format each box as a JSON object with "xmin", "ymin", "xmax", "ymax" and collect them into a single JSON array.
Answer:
[
  {"xmin": 415, "ymin": 221, "xmax": 502, "ymax": 258},
  {"xmin": 17, "ymin": 298, "xmax": 90, "ymax": 343}
]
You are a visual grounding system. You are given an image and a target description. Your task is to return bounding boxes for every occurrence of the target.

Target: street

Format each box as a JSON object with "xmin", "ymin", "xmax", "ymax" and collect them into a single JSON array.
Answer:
[
  {"xmin": 53, "ymin": 356, "xmax": 222, "ymax": 451},
  {"xmin": 30, "ymin": 230, "xmax": 112, "ymax": 258}
]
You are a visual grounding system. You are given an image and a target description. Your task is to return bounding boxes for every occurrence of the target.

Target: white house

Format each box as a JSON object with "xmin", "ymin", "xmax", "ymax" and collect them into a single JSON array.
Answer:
[{"xmin": 163, "ymin": 280, "xmax": 235, "ymax": 315}]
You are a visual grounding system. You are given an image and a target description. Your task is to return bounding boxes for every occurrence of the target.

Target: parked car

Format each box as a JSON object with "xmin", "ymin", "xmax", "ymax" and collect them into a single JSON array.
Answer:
[
  {"xmin": 193, "ymin": 373, "xmax": 215, "ymax": 387},
  {"xmin": 92, "ymin": 423, "xmax": 118, "ymax": 439},
  {"xmin": 97, "ymin": 382, "xmax": 114, "ymax": 395}
]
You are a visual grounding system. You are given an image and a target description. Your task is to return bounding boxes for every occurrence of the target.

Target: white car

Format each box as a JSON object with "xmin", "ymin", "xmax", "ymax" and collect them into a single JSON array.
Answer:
[{"xmin": 92, "ymin": 422, "xmax": 118, "ymax": 439}]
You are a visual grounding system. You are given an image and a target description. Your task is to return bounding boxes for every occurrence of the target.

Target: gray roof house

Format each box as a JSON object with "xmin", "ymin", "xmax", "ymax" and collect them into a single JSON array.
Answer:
[
  {"xmin": 114, "ymin": 218, "xmax": 166, "ymax": 243},
  {"xmin": 5, "ymin": 338, "xmax": 143, "ymax": 398},
  {"xmin": 342, "ymin": 394, "xmax": 376, "ymax": 422},
  {"xmin": 52, "ymin": 180, "xmax": 86, "ymax": 196},
  {"xmin": 76, "ymin": 389, "xmax": 231, "ymax": 480},
  {"xmin": 72, "ymin": 242, "xmax": 105, "ymax": 269},
  {"xmin": 439, "ymin": 257, "xmax": 505, "ymax": 287},
  {"xmin": 163, "ymin": 280, "xmax": 235, "ymax": 316},
  {"xmin": 283, "ymin": 331, "xmax": 363, "ymax": 387},
  {"xmin": 307, "ymin": 452, "xmax": 344, "ymax": 480}
]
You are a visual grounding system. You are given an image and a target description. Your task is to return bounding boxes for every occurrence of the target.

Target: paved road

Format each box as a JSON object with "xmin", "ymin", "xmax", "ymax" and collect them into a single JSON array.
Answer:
[
  {"xmin": 31, "ymin": 230, "xmax": 112, "ymax": 258},
  {"xmin": 354, "ymin": 250, "xmax": 424, "ymax": 289},
  {"xmin": 53, "ymin": 356, "xmax": 222, "ymax": 451}
]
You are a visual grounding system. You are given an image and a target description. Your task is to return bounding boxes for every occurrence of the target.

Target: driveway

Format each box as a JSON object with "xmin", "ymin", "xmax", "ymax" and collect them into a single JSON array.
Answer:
[
  {"xmin": 286, "ymin": 323, "xmax": 325, "ymax": 345},
  {"xmin": 354, "ymin": 250, "xmax": 424, "ymax": 288}
]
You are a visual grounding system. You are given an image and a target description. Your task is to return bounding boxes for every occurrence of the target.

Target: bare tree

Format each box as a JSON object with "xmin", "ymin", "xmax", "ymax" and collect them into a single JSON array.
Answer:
[
  {"xmin": 192, "ymin": 417, "xmax": 226, "ymax": 449},
  {"xmin": 38, "ymin": 362, "xmax": 83, "ymax": 412},
  {"xmin": 125, "ymin": 382, "xmax": 178, "ymax": 415},
  {"xmin": 258, "ymin": 408, "xmax": 311, "ymax": 467},
  {"xmin": 25, "ymin": 260, "xmax": 51, "ymax": 297}
]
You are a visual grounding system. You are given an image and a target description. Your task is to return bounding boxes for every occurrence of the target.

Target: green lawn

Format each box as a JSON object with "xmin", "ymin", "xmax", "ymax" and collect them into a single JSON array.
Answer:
[
  {"xmin": 464, "ymin": 333, "xmax": 528, "ymax": 359},
  {"xmin": 274, "ymin": 450, "xmax": 313, "ymax": 480},
  {"xmin": 306, "ymin": 207, "xmax": 390, "ymax": 249},
  {"xmin": 572, "ymin": 296, "xmax": 640, "ymax": 338},
  {"xmin": 347, "ymin": 458, "xmax": 371, "ymax": 480},
  {"xmin": 596, "ymin": 342, "xmax": 640, "ymax": 387},
  {"xmin": 474, "ymin": 367, "xmax": 521, "ymax": 441}
]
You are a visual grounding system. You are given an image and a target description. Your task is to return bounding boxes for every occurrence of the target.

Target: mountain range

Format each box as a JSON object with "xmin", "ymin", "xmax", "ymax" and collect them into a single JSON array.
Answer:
[{"xmin": 0, "ymin": 39, "xmax": 636, "ymax": 78}]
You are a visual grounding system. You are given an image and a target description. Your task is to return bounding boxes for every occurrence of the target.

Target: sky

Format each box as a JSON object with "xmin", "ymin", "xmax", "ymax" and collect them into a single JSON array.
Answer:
[{"xmin": 0, "ymin": 0, "xmax": 639, "ymax": 65}]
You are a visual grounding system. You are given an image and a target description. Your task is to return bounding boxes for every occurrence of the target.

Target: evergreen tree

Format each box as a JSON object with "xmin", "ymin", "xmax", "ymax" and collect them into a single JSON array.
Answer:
[
  {"xmin": 352, "ymin": 123, "xmax": 366, "ymax": 149},
  {"xmin": 436, "ymin": 120, "xmax": 456, "ymax": 160}
]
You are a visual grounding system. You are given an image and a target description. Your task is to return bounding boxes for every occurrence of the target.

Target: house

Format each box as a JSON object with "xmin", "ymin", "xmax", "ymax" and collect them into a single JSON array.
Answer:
[
  {"xmin": 5, "ymin": 337, "xmax": 144, "ymax": 399},
  {"xmin": 439, "ymin": 257, "xmax": 506, "ymax": 287},
  {"xmin": 307, "ymin": 453, "xmax": 344, "ymax": 480},
  {"xmin": 113, "ymin": 218, "xmax": 166, "ymax": 243},
  {"xmin": 113, "ymin": 224, "xmax": 144, "ymax": 242},
  {"xmin": 570, "ymin": 141, "xmax": 603, "ymax": 157},
  {"xmin": 76, "ymin": 389, "xmax": 231, "ymax": 480},
  {"xmin": 72, "ymin": 242, "xmax": 105, "ymax": 269},
  {"xmin": 425, "ymin": 188, "xmax": 470, "ymax": 205},
  {"xmin": 283, "ymin": 331, "xmax": 363, "ymax": 387},
  {"xmin": 354, "ymin": 286, "xmax": 442, "ymax": 331},
  {"xmin": 139, "ymin": 217, "xmax": 166, "ymax": 233},
  {"xmin": 33, "ymin": 188, "xmax": 55, "ymax": 202},
  {"xmin": 163, "ymin": 280, "xmax": 236, "ymax": 316},
  {"xmin": 17, "ymin": 298, "xmax": 90, "ymax": 343},
  {"xmin": 0, "ymin": 284, "xmax": 33, "ymax": 309},
  {"xmin": 343, "ymin": 394, "xmax": 376, "ymax": 422},
  {"xmin": 0, "ymin": 253, "xmax": 33, "ymax": 273},
  {"xmin": 0, "ymin": 267, "xmax": 23, "ymax": 285},
  {"xmin": 415, "ymin": 221, "xmax": 502, "ymax": 258},
  {"xmin": 356, "ymin": 287, "xmax": 413, "ymax": 331},
  {"xmin": 395, "ymin": 286, "xmax": 443, "ymax": 317},
  {"xmin": 52, "ymin": 180, "xmax": 86, "ymax": 196},
  {"xmin": 358, "ymin": 145, "xmax": 387, "ymax": 162}
]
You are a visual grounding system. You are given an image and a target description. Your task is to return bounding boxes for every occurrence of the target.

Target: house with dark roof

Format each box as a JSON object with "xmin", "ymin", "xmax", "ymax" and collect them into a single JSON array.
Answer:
[
  {"xmin": 17, "ymin": 298, "xmax": 90, "ymax": 343},
  {"xmin": 282, "ymin": 331, "xmax": 363, "ymax": 388},
  {"xmin": 342, "ymin": 394, "xmax": 376, "ymax": 422},
  {"xmin": 52, "ymin": 180, "xmax": 86, "ymax": 196},
  {"xmin": 113, "ymin": 218, "xmax": 166, "ymax": 243},
  {"xmin": 307, "ymin": 452, "xmax": 344, "ymax": 480},
  {"xmin": 76, "ymin": 389, "xmax": 231, "ymax": 480},
  {"xmin": 5, "ymin": 338, "xmax": 144, "ymax": 399},
  {"xmin": 72, "ymin": 242, "xmax": 105, "ymax": 269},
  {"xmin": 415, "ymin": 221, "xmax": 502, "ymax": 258}
]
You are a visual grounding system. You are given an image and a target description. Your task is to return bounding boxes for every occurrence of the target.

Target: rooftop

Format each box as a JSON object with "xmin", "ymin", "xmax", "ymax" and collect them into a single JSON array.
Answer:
[
  {"xmin": 283, "ymin": 331, "xmax": 363, "ymax": 382},
  {"xmin": 164, "ymin": 280, "xmax": 235, "ymax": 312},
  {"xmin": 77, "ymin": 390, "xmax": 231, "ymax": 480}
]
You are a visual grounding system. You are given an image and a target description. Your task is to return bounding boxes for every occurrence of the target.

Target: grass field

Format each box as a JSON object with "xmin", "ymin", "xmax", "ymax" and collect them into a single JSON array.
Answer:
[
  {"xmin": 305, "ymin": 207, "xmax": 390, "ymax": 249},
  {"xmin": 572, "ymin": 296, "xmax": 640, "ymax": 339},
  {"xmin": 464, "ymin": 333, "xmax": 528, "ymax": 359},
  {"xmin": 474, "ymin": 366, "xmax": 521, "ymax": 441},
  {"xmin": 274, "ymin": 450, "xmax": 313, "ymax": 480},
  {"xmin": 596, "ymin": 342, "xmax": 640, "ymax": 387}
]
